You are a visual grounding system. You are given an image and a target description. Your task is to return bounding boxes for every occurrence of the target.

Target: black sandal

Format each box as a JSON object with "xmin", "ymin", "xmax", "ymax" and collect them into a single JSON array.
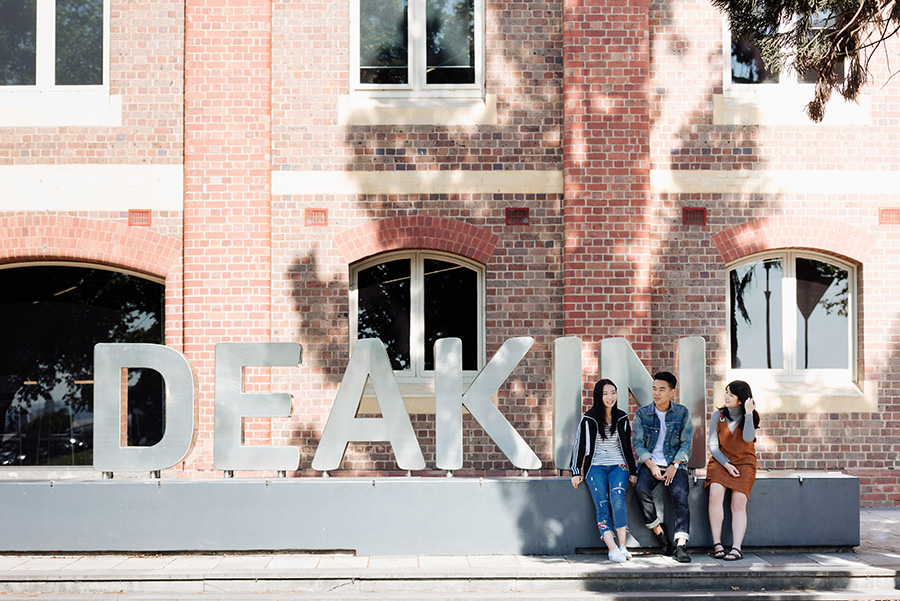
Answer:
[
  {"xmin": 712, "ymin": 542, "xmax": 726, "ymax": 559},
  {"xmin": 723, "ymin": 548, "xmax": 744, "ymax": 561}
]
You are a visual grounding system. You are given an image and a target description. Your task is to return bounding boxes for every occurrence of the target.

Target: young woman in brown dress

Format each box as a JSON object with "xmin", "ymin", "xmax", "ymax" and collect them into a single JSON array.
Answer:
[{"xmin": 705, "ymin": 380, "xmax": 760, "ymax": 561}]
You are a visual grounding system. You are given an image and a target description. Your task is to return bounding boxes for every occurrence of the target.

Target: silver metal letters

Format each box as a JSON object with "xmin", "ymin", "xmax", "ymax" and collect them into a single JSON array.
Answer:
[
  {"xmin": 92, "ymin": 336, "xmax": 707, "ymax": 473},
  {"xmin": 93, "ymin": 343, "xmax": 195, "ymax": 472},
  {"xmin": 435, "ymin": 337, "xmax": 541, "ymax": 470},
  {"xmin": 552, "ymin": 337, "xmax": 582, "ymax": 470},
  {"xmin": 311, "ymin": 339, "xmax": 426, "ymax": 471},
  {"xmin": 214, "ymin": 342, "xmax": 303, "ymax": 471}
]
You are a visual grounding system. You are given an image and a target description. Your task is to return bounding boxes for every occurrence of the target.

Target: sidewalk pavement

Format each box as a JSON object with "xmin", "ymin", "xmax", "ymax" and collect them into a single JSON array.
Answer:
[{"xmin": 0, "ymin": 508, "xmax": 897, "ymax": 598}]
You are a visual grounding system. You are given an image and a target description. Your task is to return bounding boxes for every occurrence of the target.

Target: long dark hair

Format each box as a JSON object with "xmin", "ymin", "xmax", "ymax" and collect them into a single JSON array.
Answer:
[
  {"xmin": 723, "ymin": 380, "xmax": 761, "ymax": 428},
  {"xmin": 588, "ymin": 379, "xmax": 618, "ymax": 439}
]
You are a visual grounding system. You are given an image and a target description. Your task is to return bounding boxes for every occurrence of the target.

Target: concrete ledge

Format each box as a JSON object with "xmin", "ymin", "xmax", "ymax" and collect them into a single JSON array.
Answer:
[{"xmin": 0, "ymin": 472, "xmax": 858, "ymax": 555}]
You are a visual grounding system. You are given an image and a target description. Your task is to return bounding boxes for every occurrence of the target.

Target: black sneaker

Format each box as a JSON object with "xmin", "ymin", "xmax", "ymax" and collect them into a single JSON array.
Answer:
[
  {"xmin": 673, "ymin": 544, "xmax": 691, "ymax": 563},
  {"xmin": 656, "ymin": 524, "xmax": 674, "ymax": 556}
]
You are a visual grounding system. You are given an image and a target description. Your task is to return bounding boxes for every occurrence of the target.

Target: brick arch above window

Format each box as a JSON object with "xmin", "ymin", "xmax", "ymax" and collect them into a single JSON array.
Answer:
[
  {"xmin": 712, "ymin": 216, "xmax": 875, "ymax": 264},
  {"xmin": 335, "ymin": 216, "xmax": 500, "ymax": 265},
  {"xmin": 0, "ymin": 215, "xmax": 181, "ymax": 279}
]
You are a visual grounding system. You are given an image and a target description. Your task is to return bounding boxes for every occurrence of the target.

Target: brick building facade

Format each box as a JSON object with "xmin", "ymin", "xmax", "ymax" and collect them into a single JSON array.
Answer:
[{"xmin": 1, "ymin": 0, "xmax": 898, "ymax": 505}]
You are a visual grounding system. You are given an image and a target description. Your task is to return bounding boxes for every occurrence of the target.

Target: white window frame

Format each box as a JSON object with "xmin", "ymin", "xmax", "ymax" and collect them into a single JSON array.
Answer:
[
  {"xmin": 350, "ymin": 0, "xmax": 485, "ymax": 100},
  {"xmin": 722, "ymin": 13, "xmax": 849, "ymax": 92},
  {"xmin": 0, "ymin": 0, "xmax": 118, "ymax": 127},
  {"xmin": 727, "ymin": 250, "xmax": 857, "ymax": 387},
  {"xmin": 349, "ymin": 251, "xmax": 486, "ymax": 383}
]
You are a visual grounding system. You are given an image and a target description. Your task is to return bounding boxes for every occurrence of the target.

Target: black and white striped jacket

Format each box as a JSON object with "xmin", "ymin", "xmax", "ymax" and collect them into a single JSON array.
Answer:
[{"xmin": 569, "ymin": 407, "xmax": 638, "ymax": 477}]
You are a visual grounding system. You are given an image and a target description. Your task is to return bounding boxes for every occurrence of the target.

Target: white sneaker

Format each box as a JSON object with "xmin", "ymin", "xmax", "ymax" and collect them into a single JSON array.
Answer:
[
  {"xmin": 608, "ymin": 546, "xmax": 626, "ymax": 563},
  {"xmin": 619, "ymin": 545, "xmax": 632, "ymax": 560}
]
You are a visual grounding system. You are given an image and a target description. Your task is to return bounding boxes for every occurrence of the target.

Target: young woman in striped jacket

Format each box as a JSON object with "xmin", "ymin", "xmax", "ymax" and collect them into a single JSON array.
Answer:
[{"xmin": 570, "ymin": 379, "xmax": 639, "ymax": 563}]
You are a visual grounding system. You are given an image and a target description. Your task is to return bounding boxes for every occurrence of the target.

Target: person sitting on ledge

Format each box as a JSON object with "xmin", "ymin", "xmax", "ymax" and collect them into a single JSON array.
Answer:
[
  {"xmin": 570, "ymin": 379, "xmax": 639, "ymax": 563},
  {"xmin": 632, "ymin": 371, "xmax": 693, "ymax": 563},
  {"xmin": 705, "ymin": 380, "xmax": 760, "ymax": 562}
]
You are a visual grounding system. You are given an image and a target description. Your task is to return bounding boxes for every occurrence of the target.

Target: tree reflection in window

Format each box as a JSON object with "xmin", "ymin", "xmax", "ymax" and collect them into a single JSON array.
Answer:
[
  {"xmin": 0, "ymin": 266, "xmax": 164, "ymax": 467},
  {"xmin": 354, "ymin": 253, "xmax": 481, "ymax": 376},
  {"xmin": 795, "ymin": 257, "xmax": 848, "ymax": 369},
  {"xmin": 426, "ymin": 0, "xmax": 474, "ymax": 84},
  {"xmin": 357, "ymin": 259, "xmax": 412, "ymax": 370},
  {"xmin": 729, "ymin": 253, "xmax": 852, "ymax": 374}
]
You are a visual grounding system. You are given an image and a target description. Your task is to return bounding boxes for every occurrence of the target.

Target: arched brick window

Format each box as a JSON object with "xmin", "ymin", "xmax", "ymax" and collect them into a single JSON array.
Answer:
[
  {"xmin": 728, "ymin": 250, "xmax": 855, "ymax": 385},
  {"xmin": 350, "ymin": 250, "xmax": 485, "ymax": 379}
]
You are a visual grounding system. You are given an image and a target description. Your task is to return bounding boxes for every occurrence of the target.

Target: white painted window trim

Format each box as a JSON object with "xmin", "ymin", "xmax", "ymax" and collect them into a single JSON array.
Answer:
[
  {"xmin": 716, "ymin": 17, "xmax": 869, "ymax": 125},
  {"xmin": 726, "ymin": 250, "xmax": 857, "ymax": 389},
  {"xmin": 350, "ymin": 0, "xmax": 485, "ymax": 100},
  {"xmin": 349, "ymin": 250, "xmax": 486, "ymax": 384},
  {"xmin": 0, "ymin": 0, "xmax": 119, "ymax": 127}
]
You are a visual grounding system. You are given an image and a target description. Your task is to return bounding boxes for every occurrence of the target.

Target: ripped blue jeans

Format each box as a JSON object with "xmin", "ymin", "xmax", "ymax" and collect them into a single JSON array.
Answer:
[{"xmin": 586, "ymin": 464, "xmax": 630, "ymax": 535}]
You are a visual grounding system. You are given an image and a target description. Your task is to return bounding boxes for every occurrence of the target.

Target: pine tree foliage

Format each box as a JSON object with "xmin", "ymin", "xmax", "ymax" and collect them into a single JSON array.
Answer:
[{"xmin": 712, "ymin": 0, "xmax": 900, "ymax": 121}]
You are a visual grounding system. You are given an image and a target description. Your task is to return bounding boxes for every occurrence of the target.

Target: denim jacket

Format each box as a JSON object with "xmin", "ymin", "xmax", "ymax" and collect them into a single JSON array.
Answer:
[{"xmin": 632, "ymin": 401, "xmax": 692, "ymax": 469}]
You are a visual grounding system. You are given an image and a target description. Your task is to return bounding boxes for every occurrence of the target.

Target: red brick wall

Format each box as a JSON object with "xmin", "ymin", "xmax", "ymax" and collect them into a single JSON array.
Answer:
[
  {"xmin": 562, "ymin": 0, "xmax": 653, "ymax": 376},
  {"xmin": 182, "ymin": 0, "xmax": 274, "ymax": 475}
]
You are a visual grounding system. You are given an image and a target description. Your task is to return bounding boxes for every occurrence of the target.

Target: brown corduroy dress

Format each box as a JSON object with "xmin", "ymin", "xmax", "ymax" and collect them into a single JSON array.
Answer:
[{"xmin": 704, "ymin": 413, "xmax": 757, "ymax": 497}]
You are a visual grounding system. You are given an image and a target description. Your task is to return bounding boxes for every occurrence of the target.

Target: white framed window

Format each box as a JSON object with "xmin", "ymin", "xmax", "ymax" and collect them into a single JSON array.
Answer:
[
  {"xmin": 350, "ymin": 0, "xmax": 485, "ymax": 99},
  {"xmin": 0, "ymin": 0, "xmax": 118, "ymax": 126},
  {"xmin": 350, "ymin": 251, "xmax": 485, "ymax": 381},
  {"xmin": 716, "ymin": 15, "xmax": 867, "ymax": 125},
  {"xmin": 724, "ymin": 12, "xmax": 844, "ymax": 89},
  {"xmin": 727, "ymin": 251, "xmax": 856, "ymax": 385}
]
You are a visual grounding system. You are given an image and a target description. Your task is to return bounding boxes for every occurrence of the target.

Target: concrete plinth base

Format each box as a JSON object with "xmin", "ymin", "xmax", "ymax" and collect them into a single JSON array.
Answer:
[{"xmin": 0, "ymin": 471, "xmax": 857, "ymax": 555}]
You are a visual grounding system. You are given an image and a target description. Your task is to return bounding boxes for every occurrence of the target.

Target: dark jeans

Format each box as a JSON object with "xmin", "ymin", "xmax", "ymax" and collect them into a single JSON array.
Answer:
[{"xmin": 635, "ymin": 464, "xmax": 691, "ymax": 542}]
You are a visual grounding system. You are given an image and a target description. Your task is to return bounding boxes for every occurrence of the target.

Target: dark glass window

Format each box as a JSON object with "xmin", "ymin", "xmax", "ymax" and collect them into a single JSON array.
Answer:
[
  {"xmin": 357, "ymin": 259, "xmax": 412, "ymax": 370},
  {"xmin": 0, "ymin": 0, "xmax": 103, "ymax": 88},
  {"xmin": 424, "ymin": 258, "xmax": 477, "ymax": 370},
  {"xmin": 425, "ymin": 0, "xmax": 475, "ymax": 85},
  {"xmin": 56, "ymin": 0, "xmax": 103, "ymax": 85},
  {"xmin": 731, "ymin": 32, "xmax": 778, "ymax": 84},
  {"xmin": 0, "ymin": 266, "xmax": 164, "ymax": 467},
  {"xmin": 355, "ymin": 253, "xmax": 482, "ymax": 375},
  {"xmin": 0, "ymin": 0, "xmax": 37, "ymax": 85},
  {"xmin": 359, "ymin": 0, "xmax": 409, "ymax": 85}
]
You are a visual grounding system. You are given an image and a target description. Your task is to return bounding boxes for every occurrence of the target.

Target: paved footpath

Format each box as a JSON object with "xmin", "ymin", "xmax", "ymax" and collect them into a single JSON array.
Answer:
[{"xmin": 0, "ymin": 509, "xmax": 899, "ymax": 599}]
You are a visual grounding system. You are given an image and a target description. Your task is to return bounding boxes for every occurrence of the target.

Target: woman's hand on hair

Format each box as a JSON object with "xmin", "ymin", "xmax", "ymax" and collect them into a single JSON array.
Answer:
[{"xmin": 745, "ymin": 397, "xmax": 756, "ymax": 412}]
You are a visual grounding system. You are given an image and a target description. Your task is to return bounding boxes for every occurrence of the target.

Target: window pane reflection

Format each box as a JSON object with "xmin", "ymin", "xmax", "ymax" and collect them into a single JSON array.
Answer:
[
  {"xmin": 0, "ymin": 0, "xmax": 37, "ymax": 85},
  {"xmin": 424, "ymin": 259, "xmax": 477, "ymax": 370},
  {"xmin": 0, "ymin": 266, "xmax": 164, "ymax": 466},
  {"xmin": 55, "ymin": 0, "xmax": 103, "ymax": 85},
  {"xmin": 730, "ymin": 258, "xmax": 782, "ymax": 369},
  {"xmin": 731, "ymin": 33, "xmax": 777, "ymax": 84},
  {"xmin": 359, "ymin": 0, "xmax": 409, "ymax": 84},
  {"xmin": 357, "ymin": 259, "xmax": 411, "ymax": 370},
  {"xmin": 426, "ymin": 0, "xmax": 475, "ymax": 85},
  {"xmin": 796, "ymin": 258, "xmax": 848, "ymax": 369}
]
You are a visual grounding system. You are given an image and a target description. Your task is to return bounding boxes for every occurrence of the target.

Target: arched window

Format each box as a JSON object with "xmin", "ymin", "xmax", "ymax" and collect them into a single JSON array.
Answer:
[
  {"xmin": 0, "ymin": 264, "xmax": 164, "ymax": 467},
  {"xmin": 728, "ymin": 251, "xmax": 855, "ymax": 382},
  {"xmin": 350, "ymin": 251, "xmax": 485, "ymax": 379}
]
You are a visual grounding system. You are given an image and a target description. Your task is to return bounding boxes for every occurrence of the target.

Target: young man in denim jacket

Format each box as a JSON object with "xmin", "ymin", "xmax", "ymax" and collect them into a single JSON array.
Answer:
[{"xmin": 632, "ymin": 371, "xmax": 693, "ymax": 563}]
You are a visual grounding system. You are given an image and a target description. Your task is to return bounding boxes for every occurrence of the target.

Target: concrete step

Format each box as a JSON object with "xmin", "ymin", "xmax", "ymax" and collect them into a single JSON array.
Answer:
[{"xmin": 1, "ymin": 563, "xmax": 898, "ymax": 598}]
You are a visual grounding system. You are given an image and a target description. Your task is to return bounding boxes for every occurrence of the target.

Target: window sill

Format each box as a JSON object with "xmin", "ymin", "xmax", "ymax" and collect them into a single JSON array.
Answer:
[
  {"xmin": 338, "ymin": 94, "xmax": 497, "ymax": 126},
  {"xmin": 360, "ymin": 377, "xmax": 498, "ymax": 415},
  {"xmin": 713, "ymin": 88, "xmax": 870, "ymax": 126},
  {"xmin": 0, "ymin": 90, "xmax": 122, "ymax": 127},
  {"xmin": 713, "ymin": 379, "xmax": 876, "ymax": 413}
]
